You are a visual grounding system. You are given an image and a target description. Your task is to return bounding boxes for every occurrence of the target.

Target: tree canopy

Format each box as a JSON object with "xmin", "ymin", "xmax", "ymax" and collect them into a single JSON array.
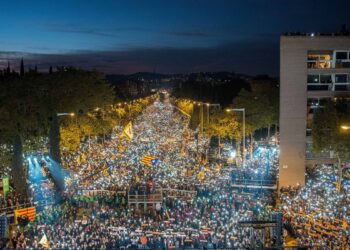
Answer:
[{"xmin": 312, "ymin": 99, "xmax": 350, "ymax": 162}]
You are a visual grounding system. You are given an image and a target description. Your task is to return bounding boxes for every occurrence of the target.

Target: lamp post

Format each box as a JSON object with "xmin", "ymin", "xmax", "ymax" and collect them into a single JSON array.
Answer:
[
  {"xmin": 205, "ymin": 103, "xmax": 220, "ymax": 128},
  {"xmin": 194, "ymin": 101, "xmax": 220, "ymax": 132},
  {"xmin": 226, "ymin": 108, "xmax": 245, "ymax": 166}
]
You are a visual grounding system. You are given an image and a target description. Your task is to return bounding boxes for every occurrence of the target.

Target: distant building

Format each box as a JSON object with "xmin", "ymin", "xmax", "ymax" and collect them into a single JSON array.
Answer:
[{"xmin": 279, "ymin": 32, "xmax": 350, "ymax": 187}]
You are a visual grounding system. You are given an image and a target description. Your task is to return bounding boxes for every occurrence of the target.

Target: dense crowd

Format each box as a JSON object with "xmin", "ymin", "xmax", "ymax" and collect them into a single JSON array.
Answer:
[
  {"xmin": 2, "ymin": 98, "xmax": 275, "ymax": 249},
  {"xmin": 280, "ymin": 164, "xmax": 350, "ymax": 248},
  {"xmin": 2, "ymin": 96, "xmax": 348, "ymax": 249}
]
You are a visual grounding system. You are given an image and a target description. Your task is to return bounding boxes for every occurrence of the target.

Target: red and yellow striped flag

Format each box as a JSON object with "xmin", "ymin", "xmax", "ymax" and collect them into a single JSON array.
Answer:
[
  {"xmin": 140, "ymin": 155, "xmax": 159, "ymax": 167},
  {"xmin": 14, "ymin": 207, "xmax": 36, "ymax": 224}
]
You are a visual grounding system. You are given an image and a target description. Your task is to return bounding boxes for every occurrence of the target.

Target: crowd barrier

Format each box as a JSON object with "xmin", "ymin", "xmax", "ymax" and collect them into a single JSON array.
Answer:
[
  {"xmin": 79, "ymin": 189, "xmax": 126, "ymax": 196},
  {"xmin": 0, "ymin": 199, "xmax": 55, "ymax": 215}
]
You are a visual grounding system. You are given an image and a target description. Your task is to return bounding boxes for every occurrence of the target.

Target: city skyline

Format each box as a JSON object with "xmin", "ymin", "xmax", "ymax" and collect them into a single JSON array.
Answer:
[{"xmin": 0, "ymin": 0, "xmax": 349, "ymax": 75}]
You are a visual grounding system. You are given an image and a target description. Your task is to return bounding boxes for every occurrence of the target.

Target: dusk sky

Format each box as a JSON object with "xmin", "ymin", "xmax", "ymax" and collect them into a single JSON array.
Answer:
[{"xmin": 1, "ymin": 0, "xmax": 349, "ymax": 75}]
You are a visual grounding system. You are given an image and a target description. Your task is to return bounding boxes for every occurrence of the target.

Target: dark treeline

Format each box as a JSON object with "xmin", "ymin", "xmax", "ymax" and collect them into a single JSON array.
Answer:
[
  {"xmin": 172, "ymin": 72, "xmax": 251, "ymax": 106},
  {"xmin": 0, "ymin": 62, "xmax": 116, "ymax": 197}
]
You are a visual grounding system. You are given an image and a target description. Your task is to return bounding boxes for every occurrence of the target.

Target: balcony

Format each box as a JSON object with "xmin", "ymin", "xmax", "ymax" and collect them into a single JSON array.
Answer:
[{"xmin": 307, "ymin": 73, "xmax": 350, "ymax": 92}]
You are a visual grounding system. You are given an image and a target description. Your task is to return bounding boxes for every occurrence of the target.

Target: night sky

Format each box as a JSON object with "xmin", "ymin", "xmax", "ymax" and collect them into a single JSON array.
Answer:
[{"xmin": 1, "ymin": 0, "xmax": 349, "ymax": 76}]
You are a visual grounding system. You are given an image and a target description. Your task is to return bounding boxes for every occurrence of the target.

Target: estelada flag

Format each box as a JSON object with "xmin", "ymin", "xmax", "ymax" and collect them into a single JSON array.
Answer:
[
  {"xmin": 122, "ymin": 122, "xmax": 133, "ymax": 140},
  {"xmin": 14, "ymin": 206, "xmax": 36, "ymax": 224},
  {"xmin": 140, "ymin": 155, "xmax": 159, "ymax": 167},
  {"xmin": 39, "ymin": 233, "xmax": 50, "ymax": 249}
]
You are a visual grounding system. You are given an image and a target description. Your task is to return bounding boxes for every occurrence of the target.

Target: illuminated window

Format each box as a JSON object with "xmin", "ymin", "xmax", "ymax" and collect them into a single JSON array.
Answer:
[{"xmin": 307, "ymin": 51, "xmax": 332, "ymax": 69}]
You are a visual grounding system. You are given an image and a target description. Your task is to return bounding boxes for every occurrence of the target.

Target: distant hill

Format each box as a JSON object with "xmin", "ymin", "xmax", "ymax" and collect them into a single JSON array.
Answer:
[{"xmin": 106, "ymin": 72, "xmax": 173, "ymax": 83}]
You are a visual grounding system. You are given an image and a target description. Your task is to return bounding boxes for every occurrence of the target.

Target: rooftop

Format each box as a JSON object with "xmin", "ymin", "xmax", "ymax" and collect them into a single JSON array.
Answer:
[
  {"xmin": 283, "ymin": 32, "xmax": 350, "ymax": 37},
  {"xmin": 283, "ymin": 26, "xmax": 350, "ymax": 37}
]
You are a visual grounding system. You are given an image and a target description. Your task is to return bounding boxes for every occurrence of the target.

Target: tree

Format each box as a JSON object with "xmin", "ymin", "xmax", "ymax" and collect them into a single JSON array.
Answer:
[
  {"xmin": 43, "ymin": 68, "xmax": 115, "ymax": 162},
  {"xmin": 0, "ymin": 74, "xmax": 46, "ymax": 197},
  {"xmin": 312, "ymin": 99, "xmax": 350, "ymax": 162},
  {"xmin": 207, "ymin": 110, "xmax": 240, "ymax": 156},
  {"xmin": 233, "ymin": 81, "xmax": 279, "ymax": 147},
  {"xmin": 20, "ymin": 58, "xmax": 24, "ymax": 77}
]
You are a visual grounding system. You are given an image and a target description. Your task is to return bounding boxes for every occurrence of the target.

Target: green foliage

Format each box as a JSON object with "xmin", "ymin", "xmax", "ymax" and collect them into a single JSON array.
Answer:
[
  {"xmin": 312, "ymin": 99, "xmax": 350, "ymax": 162},
  {"xmin": 207, "ymin": 110, "xmax": 240, "ymax": 140},
  {"xmin": 232, "ymin": 83, "xmax": 279, "ymax": 134},
  {"xmin": 0, "ymin": 68, "xmax": 117, "ymax": 182}
]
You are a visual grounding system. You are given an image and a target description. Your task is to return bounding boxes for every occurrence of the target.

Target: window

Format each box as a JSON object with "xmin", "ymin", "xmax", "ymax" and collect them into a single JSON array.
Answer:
[
  {"xmin": 307, "ymin": 51, "xmax": 332, "ymax": 69},
  {"xmin": 336, "ymin": 52, "xmax": 348, "ymax": 60},
  {"xmin": 307, "ymin": 74, "xmax": 319, "ymax": 83},
  {"xmin": 335, "ymin": 74, "xmax": 348, "ymax": 83},
  {"xmin": 320, "ymin": 74, "xmax": 332, "ymax": 84}
]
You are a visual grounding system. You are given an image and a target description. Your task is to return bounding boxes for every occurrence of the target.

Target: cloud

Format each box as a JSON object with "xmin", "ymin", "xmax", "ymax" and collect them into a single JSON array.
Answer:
[
  {"xmin": 44, "ymin": 23, "xmax": 116, "ymax": 37},
  {"xmin": 0, "ymin": 36, "xmax": 279, "ymax": 76},
  {"xmin": 167, "ymin": 31, "xmax": 213, "ymax": 37}
]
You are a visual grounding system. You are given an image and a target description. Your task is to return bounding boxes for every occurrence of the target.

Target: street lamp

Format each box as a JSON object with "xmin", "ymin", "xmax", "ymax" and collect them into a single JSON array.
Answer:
[
  {"xmin": 340, "ymin": 125, "xmax": 350, "ymax": 130},
  {"xmin": 205, "ymin": 103, "xmax": 220, "ymax": 127},
  {"xmin": 57, "ymin": 112, "xmax": 75, "ymax": 117},
  {"xmin": 226, "ymin": 108, "xmax": 245, "ymax": 166},
  {"xmin": 193, "ymin": 101, "xmax": 220, "ymax": 132}
]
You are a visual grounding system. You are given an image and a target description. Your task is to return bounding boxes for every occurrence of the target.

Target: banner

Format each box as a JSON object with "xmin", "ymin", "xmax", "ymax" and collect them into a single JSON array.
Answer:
[
  {"xmin": 14, "ymin": 207, "xmax": 36, "ymax": 224},
  {"xmin": 2, "ymin": 177, "xmax": 9, "ymax": 197}
]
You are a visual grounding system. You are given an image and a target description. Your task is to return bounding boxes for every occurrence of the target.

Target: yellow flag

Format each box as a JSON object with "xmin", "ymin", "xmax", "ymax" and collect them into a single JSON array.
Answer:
[
  {"xmin": 103, "ymin": 167, "xmax": 109, "ymax": 177},
  {"xmin": 76, "ymin": 155, "xmax": 81, "ymax": 164},
  {"xmin": 123, "ymin": 122, "xmax": 133, "ymax": 140},
  {"xmin": 197, "ymin": 171, "xmax": 205, "ymax": 180},
  {"xmin": 81, "ymin": 153, "xmax": 87, "ymax": 163},
  {"xmin": 39, "ymin": 234, "xmax": 50, "ymax": 249},
  {"xmin": 343, "ymin": 220, "xmax": 347, "ymax": 230}
]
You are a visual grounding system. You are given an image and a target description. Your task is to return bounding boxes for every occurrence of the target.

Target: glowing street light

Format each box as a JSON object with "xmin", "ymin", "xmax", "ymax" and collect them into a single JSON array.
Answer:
[
  {"xmin": 340, "ymin": 125, "xmax": 350, "ymax": 130},
  {"xmin": 57, "ymin": 112, "xmax": 75, "ymax": 117}
]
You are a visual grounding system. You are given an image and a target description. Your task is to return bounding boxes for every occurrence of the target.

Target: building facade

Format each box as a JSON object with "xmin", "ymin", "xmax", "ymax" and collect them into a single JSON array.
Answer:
[{"xmin": 279, "ymin": 34, "xmax": 350, "ymax": 187}]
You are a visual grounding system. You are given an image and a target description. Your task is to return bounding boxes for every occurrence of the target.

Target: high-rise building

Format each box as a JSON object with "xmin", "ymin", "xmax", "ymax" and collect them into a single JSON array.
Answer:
[{"xmin": 279, "ymin": 32, "xmax": 350, "ymax": 187}]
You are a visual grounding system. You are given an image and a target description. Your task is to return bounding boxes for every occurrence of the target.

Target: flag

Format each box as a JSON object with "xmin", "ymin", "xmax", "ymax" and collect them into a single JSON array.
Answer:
[
  {"xmin": 165, "ymin": 209, "xmax": 170, "ymax": 219},
  {"xmin": 14, "ymin": 207, "xmax": 36, "ymax": 224},
  {"xmin": 2, "ymin": 177, "xmax": 9, "ymax": 197},
  {"xmin": 343, "ymin": 220, "xmax": 347, "ymax": 230},
  {"xmin": 140, "ymin": 155, "xmax": 159, "ymax": 167},
  {"xmin": 122, "ymin": 122, "xmax": 133, "ymax": 140},
  {"xmin": 197, "ymin": 171, "xmax": 205, "ymax": 181},
  {"xmin": 105, "ymin": 160, "xmax": 112, "ymax": 175},
  {"xmin": 39, "ymin": 233, "xmax": 50, "ymax": 249},
  {"xmin": 103, "ymin": 168, "xmax": 109, "ymax": 177}
]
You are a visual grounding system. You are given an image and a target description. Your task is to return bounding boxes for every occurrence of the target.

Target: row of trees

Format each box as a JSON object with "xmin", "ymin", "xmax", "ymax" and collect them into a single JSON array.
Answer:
[
  {"xmin": 173, "ymin": 77, "xmax": 279, "ymax": 157},
  {"xmin": 0, "ymin": 66, "xmax": 158, "ymax": 196},
  {"xmin": 0, "ymin": 67, "xmax": 116, "ymax": 195}
]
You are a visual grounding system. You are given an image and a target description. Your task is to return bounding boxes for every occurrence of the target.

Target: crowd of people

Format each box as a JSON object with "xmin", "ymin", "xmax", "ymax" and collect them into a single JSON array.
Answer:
[
  {"xmin": 280, "ymin": 164, "xmax": 350, "ymax": 248},
  {"xmin": 1, "ymin": 95, "xmax": 348, "ymax": 249}
]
